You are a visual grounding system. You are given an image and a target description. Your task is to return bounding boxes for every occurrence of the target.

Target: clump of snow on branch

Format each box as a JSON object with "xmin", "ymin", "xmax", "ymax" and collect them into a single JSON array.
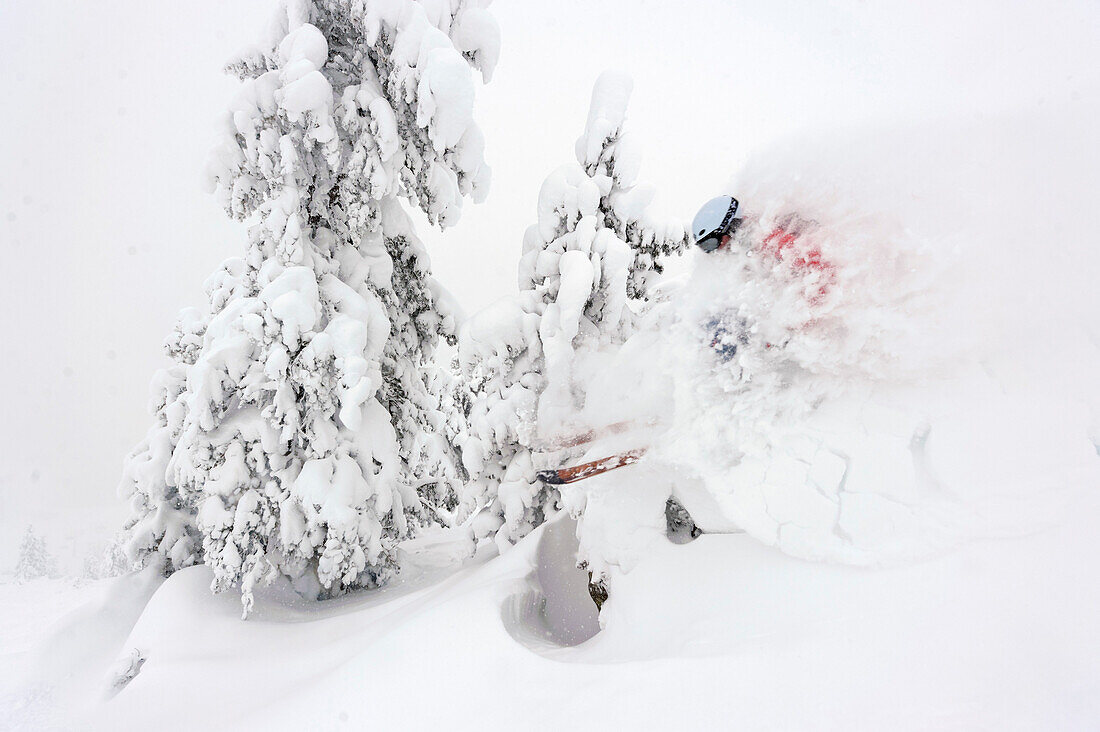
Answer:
[{"xmin": 120, "ymin": 0, "xmax": 497, "ymax": 615}]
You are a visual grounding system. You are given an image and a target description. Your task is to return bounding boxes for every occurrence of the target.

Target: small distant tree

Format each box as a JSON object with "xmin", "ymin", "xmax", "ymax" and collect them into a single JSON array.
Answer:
[
  {"xmin": 461, "ymin": 71, "xmax": 686, "ymax": 546},
  {"xmin": 15, "ymin": 526, "xmax": 58, "ymax": 583},
  {"xmin": 78, "ymin": 537, "xmax": 130, "ymax": 585}
]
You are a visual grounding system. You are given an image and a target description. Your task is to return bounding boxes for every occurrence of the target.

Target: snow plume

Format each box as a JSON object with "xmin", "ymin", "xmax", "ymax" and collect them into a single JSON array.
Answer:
[
  {"xmin": 671, "ymin": 198, "xmax": 938, "ymax": 437},
  {"xmin": 460, "ymin": 71, "xmax": 685, "ymax": 547},
  {"xmin": 576, "ymin": 110, "xmax": 1100, "ymax": 576},
  {"xmin": 658, "ymin": 206, "xmax": 963, "ymax": 566},
  {"xmin": 121, "ymin": 0, "xmax": 496, "ymax": 615}
]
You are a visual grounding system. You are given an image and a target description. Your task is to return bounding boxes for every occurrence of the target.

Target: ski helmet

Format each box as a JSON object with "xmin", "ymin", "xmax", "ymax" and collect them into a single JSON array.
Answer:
[{"xmin": 692, "ymin": 195, "xmax": 741, "ymax": 252}]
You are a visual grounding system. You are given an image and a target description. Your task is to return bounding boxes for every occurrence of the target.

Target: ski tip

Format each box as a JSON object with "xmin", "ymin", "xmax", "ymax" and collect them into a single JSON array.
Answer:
[{"xmin": 536, "ymin": 470, "xmax": 565, "ymax": 485}]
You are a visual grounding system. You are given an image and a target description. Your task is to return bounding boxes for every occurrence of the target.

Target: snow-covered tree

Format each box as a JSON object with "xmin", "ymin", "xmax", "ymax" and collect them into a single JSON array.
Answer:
[
  {"xmin": 570, "ymin": 72, "xmax": 689, "ymax": 307},
  {"xmin": 78, "ymin": 536, "xmax": 130, "ymax": 586},
  {"xmin": 14, "ymin": 526, "xmax": 58, "ymax": 583},
  {"xmin": 459, "ymin": 295, "xmax": 547, "ymax": 546},
  {"xmin": 460, "ymin": 71, "xmax": 685, "ymax": 546},
  {"xmin": 524, "ymin": 70, "xmax": 687, "ymax": 430},
  {"xmin": 119, "ymin": 362, "xmax": 200, "ymax": 575},
  {"xmin": 120, "ymin": 0, "xmax": 499, "ymax": 614}
]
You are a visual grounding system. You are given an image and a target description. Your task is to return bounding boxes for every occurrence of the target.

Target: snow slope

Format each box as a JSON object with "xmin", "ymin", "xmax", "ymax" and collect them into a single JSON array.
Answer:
[
  {"xmin": 40, "ymin": 485, "xmax": 1099, "ymax": 729},
  {"xmin": 0, "ymin": 579, "xmax": 90, "ymax": 730}
]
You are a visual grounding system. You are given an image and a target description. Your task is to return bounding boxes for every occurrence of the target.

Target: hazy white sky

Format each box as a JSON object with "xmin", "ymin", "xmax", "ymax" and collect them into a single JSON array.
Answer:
[{"xmin": 0, "ymin": 0, "xmax": 1097, "ymax": 563}]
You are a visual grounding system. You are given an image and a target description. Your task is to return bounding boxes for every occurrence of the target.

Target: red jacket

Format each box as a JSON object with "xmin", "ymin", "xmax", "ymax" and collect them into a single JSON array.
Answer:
[{"xmin": 758, "ymin": 219, "xmax": 834, "ymax": 304}]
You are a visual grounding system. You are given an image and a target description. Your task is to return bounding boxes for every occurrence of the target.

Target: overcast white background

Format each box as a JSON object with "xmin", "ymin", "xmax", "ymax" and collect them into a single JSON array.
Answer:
[{"xmin": 1, "ymin": 0, "xmax": 1097, "ymax": 566}]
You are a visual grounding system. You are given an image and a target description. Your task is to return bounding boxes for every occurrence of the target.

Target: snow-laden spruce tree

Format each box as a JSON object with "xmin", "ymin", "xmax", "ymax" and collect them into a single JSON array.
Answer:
[
  {"xmin": 528, "ymin": 70, "xmax": 688, "ymax": 431},
  {"xmin": 14, "ymin": 526, "xmax": 58, "ymax": 583},
  {"xmin": 460, "ymin": 71, "xmax": 686, "ymax": 546},
  {"xmin": 120, "ymin": 0, "xmax": 499, "ymax": 614},
  {"xmin": 570, "ymin": 73, "xmax": 689, "ymax": 307}
]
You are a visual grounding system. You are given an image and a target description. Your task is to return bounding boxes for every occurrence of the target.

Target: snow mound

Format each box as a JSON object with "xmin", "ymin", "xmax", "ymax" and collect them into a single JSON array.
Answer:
[
  {"xmin": 69, "ymin": 490, "xmax": 1100, "ymax": 729},
  {"xmin": 501, "ymin": 517, "xmax": 601, "ymax": 649}
]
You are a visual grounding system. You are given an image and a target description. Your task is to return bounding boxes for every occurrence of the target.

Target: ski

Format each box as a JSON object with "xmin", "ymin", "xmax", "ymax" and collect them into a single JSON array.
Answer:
[
  {"xmin": 536, "ymin": 448, "xmax": 648, "ymax": 485},
  {"xmin": 531, "ymin": 418, "xmax": 659, "ymax": 452}
]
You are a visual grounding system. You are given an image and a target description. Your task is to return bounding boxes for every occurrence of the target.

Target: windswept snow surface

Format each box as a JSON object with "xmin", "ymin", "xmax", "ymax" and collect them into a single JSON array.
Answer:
[{"xmin": 39, "ymin": 489, "xmax": 1100, "ymax": 729}]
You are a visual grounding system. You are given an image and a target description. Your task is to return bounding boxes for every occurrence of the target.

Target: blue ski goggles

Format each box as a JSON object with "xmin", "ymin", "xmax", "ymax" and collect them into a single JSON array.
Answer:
[{"xmin": 695, "ymin": 217, "xmax": 742, "ymax": 253}]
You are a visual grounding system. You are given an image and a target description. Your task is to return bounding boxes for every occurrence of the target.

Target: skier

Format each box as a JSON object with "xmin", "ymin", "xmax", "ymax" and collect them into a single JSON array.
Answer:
[
  {"xmin": 693, "ymin": 195, "xmax": 749, "ymax": 359},
  {"xmin": 540, "ymin": 197, "xmax": 752, "ymax": 484},
  {"xmin": 693, "ymin": 195, "xmax": 834, "ymax": 359},
  {"xmin": 692, "ymin": 194, "xmax": 831, "ymax": 276},
  {"xmin": 539, "ymin": 196, "xmax": 834, "ymax": 487}
]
